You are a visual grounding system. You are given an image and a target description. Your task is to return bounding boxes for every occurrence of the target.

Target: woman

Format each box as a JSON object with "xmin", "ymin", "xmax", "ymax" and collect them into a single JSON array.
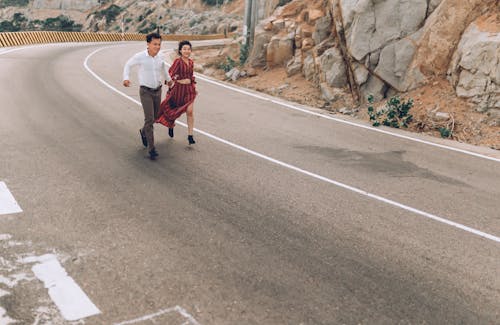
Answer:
[{"xmin": 156, "ymin": 40, "xmax": 197, "ymax": 144}]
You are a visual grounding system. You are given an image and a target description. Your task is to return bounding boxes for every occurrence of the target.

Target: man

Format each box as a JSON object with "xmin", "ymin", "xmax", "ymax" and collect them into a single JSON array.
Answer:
[{"xmin": 123, "ymin": 32, "xmax": 172, "ymax": 160}]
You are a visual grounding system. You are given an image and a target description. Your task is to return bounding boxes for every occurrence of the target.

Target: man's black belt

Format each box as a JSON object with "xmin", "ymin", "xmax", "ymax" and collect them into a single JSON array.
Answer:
[{"xmin": 140, "ymin": 85, "xmax": 162, "ymax": 92}]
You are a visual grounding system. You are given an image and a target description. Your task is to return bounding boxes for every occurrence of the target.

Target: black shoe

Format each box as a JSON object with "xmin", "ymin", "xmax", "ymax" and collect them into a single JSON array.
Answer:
[
  {"xmin": 187, "ymin": 135, "xmax": 196, "ymax": 145},
  {"xmin": 148, "ymin": 148, "xmax": 158, "ymax": 160},
  {"xmin": 139, "ymin": 129, "xmax": 147, "ymax": 147},
  {"xmin": 168, "ymin": 128, "xmax": 174, "ymax": 138}
]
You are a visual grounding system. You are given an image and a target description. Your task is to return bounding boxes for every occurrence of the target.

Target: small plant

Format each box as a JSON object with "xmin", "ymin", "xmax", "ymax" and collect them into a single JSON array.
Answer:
[
  {"xmin": 239, "ymin": 41, "xmax": 249, "ymax": 65},
  {"xmin": 438, "ymin": 127, "xmax": 452, "ymax": 138},
  {"xmin": 219, "ymin": 56, "xmax": 236, "ymax": 72},
  {"xmin": 367, "ymin": 95, "xmax": 413, "ymax": 128},
  {"xmin": 201, "ymin": 0, "xmax": 233, "ymax": 6}
]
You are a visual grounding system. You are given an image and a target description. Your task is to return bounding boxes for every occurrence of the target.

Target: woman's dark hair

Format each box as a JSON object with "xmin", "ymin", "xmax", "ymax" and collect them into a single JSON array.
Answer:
[{"xmin": 178, "ymin": 40, "xmax": 192, "ymax": 55}]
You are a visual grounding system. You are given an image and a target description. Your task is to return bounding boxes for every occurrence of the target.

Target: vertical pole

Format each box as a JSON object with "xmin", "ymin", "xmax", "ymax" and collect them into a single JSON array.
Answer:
[
  {"xmin": 243, "ymin": 0, "xmax": 252, "ymax": 46},
  {"xmin": 249, "ymin": 0, "xmax": 257, "ymax": 49},
  {"xmin": 121, "ymin": 15, "xmax": 125, "ymax": 41}
]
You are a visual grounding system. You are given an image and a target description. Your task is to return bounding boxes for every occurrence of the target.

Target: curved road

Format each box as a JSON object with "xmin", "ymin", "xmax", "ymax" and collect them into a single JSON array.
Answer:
[{"xmin": 0, "ymin": 42, "xmax": 499, "ymax": 324}]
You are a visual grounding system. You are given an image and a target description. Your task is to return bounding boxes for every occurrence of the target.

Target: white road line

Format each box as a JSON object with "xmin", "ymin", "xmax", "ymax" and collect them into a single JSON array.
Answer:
[
  {"xmin": 0, "ymin": 182, "xmax": 22, "ymax": 215},
  {"xmin": 5, "ymin": 43, "xmax": 499, "ymax": 162},
  {"xmin": 114, "ymin": 306, "xmax": 202, "ymax": 325},
  {"xmin": 96, "ymin": 44, "xmax": 500, "ymax": 163},
  {"xmin": 194, "ymin": 75, "xmax": 500, "ymax": 162},
  {"xmin": 23, "ymin": 254, "xmax": 100, "ymax": 321},
  {"xmin": 84, "ymin": 47, "xmax": 500, "ymax": 244}
]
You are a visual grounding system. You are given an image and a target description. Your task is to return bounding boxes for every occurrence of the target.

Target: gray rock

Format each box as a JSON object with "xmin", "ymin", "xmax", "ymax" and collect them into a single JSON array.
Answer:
[
  {"xmin": 353, "ymin": 62, "xmax": 369, "ymax": 85},
  {"xmin": 320, "ymin": 47, "xmax": 348, "ymax": 88},
  {"xmin": 342, "ymin": 0, "xmax": 427, "ymax": 61},
  {"xmin": 374, "ymin": 37, "xmax": 417, "ymax": 91},
  {"xmin": 286, "ymin": 51, "xmax": 303, "ymax": 77},
  {"xmin": 320, "ymin": 83, "xmax": 344, "ymax": 102},
  {"xmin": 449, "ymin": 22, "xmax": 500, "ymax": 112},
  {"xmin": 312, "ymin": 14, "xmax": 332, "ymax": 45},
  {"xmin": 266, "ymin": 32, "xmax": 295, "ymax": 67},
  {"xmin": 303, "ymin": 54, "xmax": 318, "ymax": 83},
  {"xmin": 360, "ymin": 75, "xmax": 387, "ymax": 102}
]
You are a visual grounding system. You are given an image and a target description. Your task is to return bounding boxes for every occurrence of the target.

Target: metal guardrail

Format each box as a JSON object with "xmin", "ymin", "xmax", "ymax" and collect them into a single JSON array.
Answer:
[{"xmin": 0, "ymin": 31, "xmax": 234, "ymax": 47}]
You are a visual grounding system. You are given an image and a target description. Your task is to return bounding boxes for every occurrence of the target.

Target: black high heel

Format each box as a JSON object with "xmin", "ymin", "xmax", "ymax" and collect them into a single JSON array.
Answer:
[
  {"xmin": 168, "ymin": 128, "xmax": 174, "ymax": 138},
  {"xmin": 187, "ymin": 135, "xmax": 196, "ymax": 145}
]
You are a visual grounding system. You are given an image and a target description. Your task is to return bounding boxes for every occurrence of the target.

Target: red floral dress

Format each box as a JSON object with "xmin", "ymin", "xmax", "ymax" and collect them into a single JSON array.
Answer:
[{"xmin": 156, "ymin": 57, "xmax": 197, "ymax": 128}]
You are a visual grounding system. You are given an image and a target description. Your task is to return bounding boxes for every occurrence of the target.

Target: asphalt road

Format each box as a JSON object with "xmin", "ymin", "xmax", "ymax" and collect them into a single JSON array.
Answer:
[{"xmin": 0, "ymin": 42, "xmax": 499, "ymax": 325}]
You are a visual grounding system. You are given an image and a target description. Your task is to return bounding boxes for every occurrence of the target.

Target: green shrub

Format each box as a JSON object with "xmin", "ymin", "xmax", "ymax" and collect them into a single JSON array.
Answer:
[
  {"xmin": 0, "ymin": 20, "xmax": 18, "ymax": 32},
  {"xmin": 201, "ymin": 0, "xmax": 233, "ymax": 6},
  {"xmin": 138, "ymin": 22, "xmax": 157, "ymax": 34},
  {"xmin": 219, "ymin": 56, "xmax": 236, "ymax": 72},
  {"xmin": 367, "ymin": 95, "xmax": 413, "ymax": 128},
  {"xmin": 239, "ymin": 41, "xmax": 249, "ymax": 65},
  {"xmin": 0, "ymin": 0, "xmax": 29, "ymax": 8},
  {"xmin": 438, "ymin": 127, "xmax": 452, "ymax": 138},
  {"xmin": 42, "ymin": 15, "xmax": 82, "ymax": 31},
  {"xmin": 95, "ymin": 5, "xmax": 122, "ymax": 24}
]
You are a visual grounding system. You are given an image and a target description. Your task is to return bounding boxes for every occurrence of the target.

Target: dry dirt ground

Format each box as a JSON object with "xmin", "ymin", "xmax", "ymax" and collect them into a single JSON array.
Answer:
[{"xmin": 191, "ymin": 46, "xmax": 500, "ymax": 151}]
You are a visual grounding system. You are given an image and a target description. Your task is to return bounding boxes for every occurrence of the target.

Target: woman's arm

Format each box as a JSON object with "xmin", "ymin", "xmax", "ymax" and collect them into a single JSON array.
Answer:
[{"xmin": 169, "ymin": 58, "xmax": 181, "ymax": 80}]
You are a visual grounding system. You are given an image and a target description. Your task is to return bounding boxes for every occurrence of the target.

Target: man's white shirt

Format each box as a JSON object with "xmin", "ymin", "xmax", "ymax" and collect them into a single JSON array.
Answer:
[{"xmin": 123, "ymin": 50, "xmax": 172, "ymax": 88}]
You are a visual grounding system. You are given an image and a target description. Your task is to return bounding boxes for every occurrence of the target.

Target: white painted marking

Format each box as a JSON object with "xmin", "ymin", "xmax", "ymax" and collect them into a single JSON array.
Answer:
[
  {"xmin": 194, "ymin": 74, "xmax": 500, "ymax": 163},
  {"xmin": 0, "ymin": 273, "xmax": 31, "ymax": 288},
  {"xmin": 0, "ymin": 182, "xmax": 22, "ymax": 215},
  {"xmin": 114, "ymin": 306, "xmax": 202, "ymax": 325},
  {"xmin": 83, "ymin": 48, "xmax": 500, "ymax": 244},
  {"xmin": 0, "ymin": 306, "xmax": 17, "ymax": 325},
  {"xmin": 27, "ymin": 254, "xmax": 100, "ymax": 321},
  {"xmin": 0, "ymin": 234, "xmax": 12, "ymax": 241},
  {"xmin": 91, "ymin": 45, "xmax": 500, "ymax": 162}
]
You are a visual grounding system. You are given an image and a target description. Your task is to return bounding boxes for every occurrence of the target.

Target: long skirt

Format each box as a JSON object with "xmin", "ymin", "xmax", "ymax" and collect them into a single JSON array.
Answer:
[{"xmin": 156, "ymin": 83, "xmax": 196, "ymax": 128}]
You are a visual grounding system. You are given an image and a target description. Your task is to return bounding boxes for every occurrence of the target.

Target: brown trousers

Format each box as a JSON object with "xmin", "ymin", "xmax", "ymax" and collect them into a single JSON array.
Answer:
[{"xmin": 139, "ymin": 86, "xmax": 162, "ymax": 150}]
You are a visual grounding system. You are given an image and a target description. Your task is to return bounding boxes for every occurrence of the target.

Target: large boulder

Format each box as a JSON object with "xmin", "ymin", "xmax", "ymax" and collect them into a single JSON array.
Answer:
[
  {"xmin": 248, "ymin": 27, "xmax": 273, "ymax": 67},
  {"xmin": 312, "ymin": 14, "xmax": 332, "ymax": 45},
  {"xmin": 448, "ymin": 13, "xmax": 500, "ymax": 114},
  {"xmin": 341, "ymin": 0, "xmax": 427, "ymax": 61},
  {"xmin": 266, "ymin": 32, "xmax": 295, "ymax": 67},
  {"xmin": 320, "ymin": 47, "xmax": 347, "ymax": 88},
  {"xmin": 374, "ymin": 35, "xmax": 420, "ymax": 91},
  {"xmin": 405, "ymin": 0, "xmax": 497, "ymax": 87}
]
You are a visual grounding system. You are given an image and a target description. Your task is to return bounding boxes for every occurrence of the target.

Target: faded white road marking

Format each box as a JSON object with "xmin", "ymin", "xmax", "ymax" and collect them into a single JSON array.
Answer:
[
  {"xmin": 0, "ymin": 306, "xmax": 16, "ymax": 325},
  {"xmin": 84, "ymin": 48, "xmax": 500, "ymax": 244},
  {"xmin": 114, "ymin": 306, "xmax": 202, "ymax": 325},
  {"xmin": 24, "ymin": 254, "xmax": 100, "ymax": 321},
  {"xmin": 0, "ymin": 182, "xmax": 22, "ymax": 215}
]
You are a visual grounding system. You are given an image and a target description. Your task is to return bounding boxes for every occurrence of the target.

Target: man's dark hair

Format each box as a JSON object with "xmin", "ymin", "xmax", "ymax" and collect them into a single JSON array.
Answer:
[
  {"xmin": 146, "ymin": 32, "xmax": 161, "ymax": 43},
  {"xmin": 177, "ymin": 40, "xmax": 192, "ymax": 55}
]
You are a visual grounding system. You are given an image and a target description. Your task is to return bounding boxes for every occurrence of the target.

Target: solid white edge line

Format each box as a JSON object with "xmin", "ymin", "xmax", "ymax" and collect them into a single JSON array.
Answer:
[
  {"xmin": 194, "ymin": 74, "xmax": 500, "ymax": 163},
  {"xmin": 4, "ymin": 43, "xmax": 500, "ymax": 162},
  {"xmin": 84, "ymin": 46, "xmax": 500, "ymax": 244},
  {"xmin": 0, "ymin": 181, "xmax": 22, "ymax": 215},
  {"xmin": 113, "ymin": 306, "xmax": 201, "ymax": 325}
]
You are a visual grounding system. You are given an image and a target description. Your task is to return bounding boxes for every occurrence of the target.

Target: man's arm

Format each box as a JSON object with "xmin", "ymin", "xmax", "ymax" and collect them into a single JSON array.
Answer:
[{"xmin": 123, "ymin": 53, "xmax": 140, "ymax": 87}]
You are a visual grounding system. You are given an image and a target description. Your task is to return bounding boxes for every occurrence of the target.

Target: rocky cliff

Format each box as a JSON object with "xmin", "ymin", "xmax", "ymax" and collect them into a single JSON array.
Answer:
[{"xmin": 246, "ymin": 0, "xmax": 499, "ymax": 124}]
